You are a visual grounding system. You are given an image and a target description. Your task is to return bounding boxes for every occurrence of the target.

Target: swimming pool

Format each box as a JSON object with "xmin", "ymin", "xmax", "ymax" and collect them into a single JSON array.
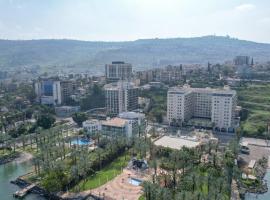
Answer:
[
  {"xmin": 71, "ymin": 138, "xmax": 92, "ymax": 146},
  {"xmin": 129, "ymin": 178, "xmax": 142, "ymax": 186}
]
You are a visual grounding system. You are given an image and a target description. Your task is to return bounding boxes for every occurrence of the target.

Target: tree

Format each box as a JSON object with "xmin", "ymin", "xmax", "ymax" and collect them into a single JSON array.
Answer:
[
  {"xmin": 72, "ymin": 112, "xmax": 88, "ymax": 127},
  {"xmin": 37, "ymin": 114, "xmax": 55, "ymax": 129},
  {"xmin": 79, "ymin": 84, "xmax": 105, "ymax": 111}
]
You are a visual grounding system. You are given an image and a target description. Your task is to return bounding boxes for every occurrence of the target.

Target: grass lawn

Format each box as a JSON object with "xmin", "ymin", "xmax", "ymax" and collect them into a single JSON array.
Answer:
[
  {"xmin": 236, "ymin": 83, "xmax": 270, "ymax": 137},
  {"xmin": 17, "ymin": 145, "xmax": 37, "ymax": 155},
  {"xmin": 71, "ymin": 153, "xmax": 130, "ymax": 192},
  {"xmin": 0, "ymin": 149, "xmax": 13, "ymax": 157},
  {"xmin": 139, "ymin": 195, "xmax": 145, "ymax": 200}
]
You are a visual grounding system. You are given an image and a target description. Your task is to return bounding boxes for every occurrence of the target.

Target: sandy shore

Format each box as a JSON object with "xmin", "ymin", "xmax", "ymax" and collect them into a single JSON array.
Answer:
[{"xmin": 15, "ymin": 152, "xmax": 33, "ymax": 163}]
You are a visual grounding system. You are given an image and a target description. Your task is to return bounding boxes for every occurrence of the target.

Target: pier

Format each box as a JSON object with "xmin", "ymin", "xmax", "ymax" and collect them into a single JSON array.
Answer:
[{"xmin": 13, "ymin": 183, "xmax": 36, "ymax": 198}]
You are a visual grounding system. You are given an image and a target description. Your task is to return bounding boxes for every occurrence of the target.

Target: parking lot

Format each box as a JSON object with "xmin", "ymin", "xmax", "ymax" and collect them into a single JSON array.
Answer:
[{"xmin": 239, "ymin": 138, "xmax": 270, "ymax": 169}]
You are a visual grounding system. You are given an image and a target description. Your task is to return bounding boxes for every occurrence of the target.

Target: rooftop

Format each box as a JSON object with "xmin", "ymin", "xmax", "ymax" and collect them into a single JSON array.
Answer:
[
  {"xmin": 104, "ymin": 81, "xmax": 138, "ymax": 90},
  {"xmin": 83, "ymin": 119, "xmax": 100, "ymax": 125},
  {"xmin": 154, "ymin": 136, "xmax": 200, "ymax": 150},
  {"xmin": 119, "ymin": 112, "xmax": 145, "ymax": 119},
  {"xmin": 168, "ymin": 84, "xmax": 236, "ymax": 95},
  {"xmin": 102, "ymin": 117, "xmax": 127, "ymax": 127}
]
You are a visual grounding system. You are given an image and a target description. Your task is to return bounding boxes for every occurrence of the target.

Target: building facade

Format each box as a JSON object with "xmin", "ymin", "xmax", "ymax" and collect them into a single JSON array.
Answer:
[
  {"xmin": 119, "ymin": 112, "xmax": 146, "ymax": 136},
  {"xmin": 167, "ymin": 85, "xmax": 237, "ymax": 132},
  {"xmin": 104, "ymin": 81, "xmax": 139, "ymax": 116},
  {"xmin": 60, "ymin": 80, "xmax": 76, "ymax": 104},
  {"xmin": 154, "ymin": 65, "xmax": 183, "ymax": 83},
  {"xmin": 234, "ymin": 56, "xmax": 250, "ymax": 66},
  {"xmin": 83, "ymin": 119, "xmax": 102, "ymax": 134},
  {"xmin": 34, "ymin": 79, "xmax": 62, "ymax": 105},
  {"xmin": 105, "ymin": 61, "xmax": 132, "ymax": 82},
  {"xmin": 101, "ymin": 117, "xmax": 132, "ymax": 137}
]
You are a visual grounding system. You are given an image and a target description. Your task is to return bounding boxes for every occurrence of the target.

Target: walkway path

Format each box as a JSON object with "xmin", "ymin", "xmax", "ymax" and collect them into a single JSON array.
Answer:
[
  {"xmin": 91, "ymin": 169, "xmax": 145, "ymax": 200},
  {"xmin": 62, "ymin": 169, "xmax": 148, "ymax": 200},
  {"xmin": 241, "ymin": 138, "xmax": 270, "ymax": 147}
]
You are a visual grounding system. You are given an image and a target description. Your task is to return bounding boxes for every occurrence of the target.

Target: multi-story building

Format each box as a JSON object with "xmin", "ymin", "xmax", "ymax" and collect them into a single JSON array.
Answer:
[
  {"xmin": 0, "ymin": 71, "xmax": 8, "ymax": 79},
  {"xmin": 104, "ymin": 81, "xmax": 139, "ymax": 116},
  {"xmin": 234, "ymin": 56, "xmax": 250, "ymax": 66},
  {"xmin": 101, "ymin": 117, "xmax": 132, "ymax": 137},
  {"xmin": 167, "ymin": 85, "xmax": 237, "ymax": 132},
  {"xmin": 154, "ymin": 65, "xmax": 183, "ymax": 83},
  {"xmin": 136, "ymin": 70, "xmax": 154, "ymax": 84},
  {"xmin": 34, "ymin": 79, "xmax": 62, "ymax": 105},
  {"xmin": 105, "ymin": 61, "xmax": 132, "ymax": 82},
  {"xmin": 119, "ymin": 112, "xmax": 146, "ymax": 135},
  {"xmin": 83, "ymin": 119, "xmax": 102, "ymax": 134},
  {"xmin": 60, "ymin": 80, "xmax": 76, "ymax": 104},
  {"xmin": 234, "ymin": 56, "xmax": 254, "ymax": 78}
]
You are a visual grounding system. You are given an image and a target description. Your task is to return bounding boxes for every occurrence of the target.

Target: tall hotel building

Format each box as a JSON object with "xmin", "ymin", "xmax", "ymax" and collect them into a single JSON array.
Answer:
[
  {"xmin": 105, "ymin": 61, "xmax": 132, "ymax": 82},
  {"xmin": 104, "ymin": 81, "xmax": 139, "ymax": 116},
  {"xmin": 167, "ymin": 85, "xmax": 237, "ymax": 132},
  {"xmin": 34, "ymin": 79, "xmax": 62, "ymax": 106}
]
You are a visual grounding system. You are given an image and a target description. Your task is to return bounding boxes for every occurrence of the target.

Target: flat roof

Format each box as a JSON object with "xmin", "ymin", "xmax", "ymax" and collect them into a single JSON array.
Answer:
[
  {"xmin": 102, "ymin": 117, "xmax": 127, "ymax": 127},
  {"xmin": 154, "ymin": 136, "xmax": 200, "ymax": 150},
  {"xmin": 168, "ymin": 85, "xmax": 236, "ymax": 95},
  {"xmin": 248, "ymin": 160, "xmax": 256, "ymax": 169}
]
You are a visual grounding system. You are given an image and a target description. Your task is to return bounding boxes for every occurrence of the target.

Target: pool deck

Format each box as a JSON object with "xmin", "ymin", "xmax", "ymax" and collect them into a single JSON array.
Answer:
[
  {"xmin": 91, "ymin": 169, "xmax": 148, "ymax": 200},
  {"xmin": 62, "ymin": 169, "xmax": 149, "ymax": 200}
]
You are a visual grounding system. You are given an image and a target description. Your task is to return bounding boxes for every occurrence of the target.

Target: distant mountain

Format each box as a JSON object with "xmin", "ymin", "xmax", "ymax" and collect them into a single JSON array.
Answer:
[{"xmin": 0, "ymin": 36, "xmax": 270, "ymax": 71}]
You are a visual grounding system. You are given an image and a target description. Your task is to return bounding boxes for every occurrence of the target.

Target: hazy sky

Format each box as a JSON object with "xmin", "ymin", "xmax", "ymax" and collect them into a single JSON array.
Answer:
[{"xmin": 0, "ymin": 0, "xmax": 270, "ymax": 43}]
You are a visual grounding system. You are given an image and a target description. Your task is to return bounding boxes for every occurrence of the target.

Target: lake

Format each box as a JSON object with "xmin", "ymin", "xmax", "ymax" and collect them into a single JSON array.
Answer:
[
  {"xmin": 246, "ymin": 169, "xmax": 270, "ymax": 200},
  {"xmin": 0, "ymin": 159, "xmax": 45, "ymax": 200}
]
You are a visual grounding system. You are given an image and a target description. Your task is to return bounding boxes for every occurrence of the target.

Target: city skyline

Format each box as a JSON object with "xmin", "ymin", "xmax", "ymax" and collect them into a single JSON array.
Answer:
[{"xmin": 0, "ymin": 0, "xmax": 270, "ymax": 43}]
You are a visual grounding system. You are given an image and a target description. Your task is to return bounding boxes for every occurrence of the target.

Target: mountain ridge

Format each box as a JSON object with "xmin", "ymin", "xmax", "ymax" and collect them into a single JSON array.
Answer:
[{"xmin": 0, "ymin": 36, "xmax": 269, "ymax": 71}]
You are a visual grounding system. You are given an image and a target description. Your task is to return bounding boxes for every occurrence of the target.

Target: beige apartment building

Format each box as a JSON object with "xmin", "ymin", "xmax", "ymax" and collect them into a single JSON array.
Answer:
[{"xmin": 167, "ymin": 85, "xmax": 237, "ymax": 132}]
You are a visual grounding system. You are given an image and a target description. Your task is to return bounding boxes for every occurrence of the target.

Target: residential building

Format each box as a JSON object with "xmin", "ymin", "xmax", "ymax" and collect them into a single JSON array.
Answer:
[
  {"xmin": 104, "ymin": 81, "xmax": 139, "ymax": 116},
  {"xmin": 83, "ymin": 119, "xmax": 102, "ymax": 134},
  {"xmin": 119, "ymin": 112, "xmax": 146, "ymax": 135},
  {"xmin": 167, "ymin": 85, "xmax": 237, "ymax": 132},
  {"xmin": 34, "ymin": 79, "xmax": 62, "ymax": 105},
  {"xmin": 105, "ymin": 61, "xmax": 132, "ymax": 82},
  {"xmin": 101, "ymin": 117, "xmax": 132, "ymax": 137},
  {"xmin": 0, "ymin": 71, "xmax": 8, "ymax": 79},
  {"xmin": 136, "ymin": 70, "xmax": 154, "ymax": 84},
  {"xmin": 154, "ymin": 65, "xmax": 183, "ymax": 83},
  {"xmin": 234, "ymin": 56, "xmax": 250, "ymax": 66},
  {"xmin": 234, "ymin": 56, "xmax": 254, "ymax": 78},
  {"xmin": 60, "ymin": 80, "xmax": 76, "ymax": 104}
]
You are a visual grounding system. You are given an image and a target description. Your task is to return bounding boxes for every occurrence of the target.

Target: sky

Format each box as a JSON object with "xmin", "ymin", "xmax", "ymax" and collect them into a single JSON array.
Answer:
[{"xmin": 0, "ymin": 0, "xmax": 270, "ymax": 43}]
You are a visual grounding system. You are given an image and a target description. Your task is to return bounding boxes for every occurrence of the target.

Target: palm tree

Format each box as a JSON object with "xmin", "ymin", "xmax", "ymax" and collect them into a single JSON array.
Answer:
[{"xmin": 149, "ymin": 158, "xmax": 158, "ymax": 183}]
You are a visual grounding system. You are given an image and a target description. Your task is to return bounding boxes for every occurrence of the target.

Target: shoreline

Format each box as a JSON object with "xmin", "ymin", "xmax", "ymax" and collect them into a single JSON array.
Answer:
[
  {"xmin": 0, "ymin": 151, "xmax": 33, "ymax": 165},
  {"xmin": 0, "ymin": 152, "xmax": 20, "ymax": 165},
  {"xmin": 15, "ymin": 152, "xmax": 33, "ymax": 163}
]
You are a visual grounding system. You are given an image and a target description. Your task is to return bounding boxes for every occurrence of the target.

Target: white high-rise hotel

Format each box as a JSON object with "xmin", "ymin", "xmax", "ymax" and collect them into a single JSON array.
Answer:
[
  {"xmin": 104, "ymin": 81, "xmax": 139, "ymax": 116},
  {"xmin": 167, "ymin": 85, "xmax": 237, "ymax": 132}
]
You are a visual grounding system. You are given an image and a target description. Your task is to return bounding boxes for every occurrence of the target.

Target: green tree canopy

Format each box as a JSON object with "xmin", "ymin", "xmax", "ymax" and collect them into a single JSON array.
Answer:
[
  {"xmin": 72, "ymin": 112, "xmax": 88, "ymax": 127},
  {"xmin": 37, "ymin": 114, "xmax": 55, "ymax": 129}
]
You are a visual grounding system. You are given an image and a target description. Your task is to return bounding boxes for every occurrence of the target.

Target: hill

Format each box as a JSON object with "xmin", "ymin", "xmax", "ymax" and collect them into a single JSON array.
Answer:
[{"xmin": 0, "ymin": 36, "xmax": 270, "ymax": 71}]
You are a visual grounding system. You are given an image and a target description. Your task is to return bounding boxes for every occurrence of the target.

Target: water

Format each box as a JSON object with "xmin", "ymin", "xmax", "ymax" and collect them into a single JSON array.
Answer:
[
  {"xmin": 128, "ymin": 178, "xmax": 142, "ymax": 186},
  {"xmin": 71, "ymin": 138, "xmax": 92, "ymax": 146},
  {"xmin": 246, "ymin": 169, "xmax": 270, "ymax": 200},
  {"xmin": 0, "ymin": 160, "xmax": 45, "ymax": 200}
]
